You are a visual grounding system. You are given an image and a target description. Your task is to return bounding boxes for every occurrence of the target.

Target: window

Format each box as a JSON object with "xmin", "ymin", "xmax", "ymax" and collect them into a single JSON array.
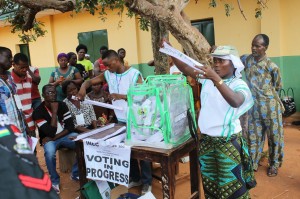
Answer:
[
  {"xmin": 192, "ymin": 19, "xmax": 215, "ymax": 46},
  {"xmin": 19, "ymin": 44, "xmax": 31, "ymax": 65},
  {"xmin": 78, "ymin": 29, "xmax": 108, "ymax": 63}
]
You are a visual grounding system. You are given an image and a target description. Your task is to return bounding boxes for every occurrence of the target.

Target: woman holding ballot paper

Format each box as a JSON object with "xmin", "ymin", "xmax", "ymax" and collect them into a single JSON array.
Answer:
[{"xmin": 164, "ymin": 41, "xmax": 256, "ymax": 198}]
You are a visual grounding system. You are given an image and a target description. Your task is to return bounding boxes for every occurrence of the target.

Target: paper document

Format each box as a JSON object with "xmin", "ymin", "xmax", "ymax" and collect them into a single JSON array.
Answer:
[
  {"xmin": 74, "ymin": 123, "xmax": 115, "ymax": 141},
  {"xmin": 71, "ymin": 96, "xmax": 123, "ymax": 111},
  {"xmin": 159, "ymin": 41, "xmax": 203, "ymax": 71},
  {"xmin": 83, "ymin": 99, "xmax": 124, "ymax": 111},
  {"xmin": 102, "ymin": 126, "xmax": 126, "ymax": 140},
  {"xmin": 30, "ymin": 137, "xmax": 39, "ymax": 153}
]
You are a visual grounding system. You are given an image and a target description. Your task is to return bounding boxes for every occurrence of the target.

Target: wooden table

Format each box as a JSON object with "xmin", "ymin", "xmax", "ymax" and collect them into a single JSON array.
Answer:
[{"xmin": 75, "ymin": 126, "xmax": 200, "ymax": 199}]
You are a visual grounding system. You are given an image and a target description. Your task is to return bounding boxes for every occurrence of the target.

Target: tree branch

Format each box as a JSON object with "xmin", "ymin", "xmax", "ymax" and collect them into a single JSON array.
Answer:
[
  {"xmin": 22, "ymin": 8, "xmax": 40, "ymax": 31},
  {"xmin": 125, "ymin": 0, "xmax": 211, "ymax": 65},
  {"xmin": 237, "ymin": 0, "xmax": 247, "ymax": 20},
  {"xmin": 177, "ymin": 0, "xmax": 190, "ymax": 11},
  {"xmin": 257, "ymin": 0, "xmax": 268, "ymax": 9},
  {"xmin": 11, "ymin": 0, "xmax": 75, "ymax": 13}
]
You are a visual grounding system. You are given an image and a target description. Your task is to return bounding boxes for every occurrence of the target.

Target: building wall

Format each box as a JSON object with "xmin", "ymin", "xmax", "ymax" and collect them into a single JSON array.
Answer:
[
  {"xmin": 0, "ymin": 0, "xmax": 300, "ymax": 108},
  {"xmin": 185, "ymin": 0, "xmax": 300, "ymax": 109}
]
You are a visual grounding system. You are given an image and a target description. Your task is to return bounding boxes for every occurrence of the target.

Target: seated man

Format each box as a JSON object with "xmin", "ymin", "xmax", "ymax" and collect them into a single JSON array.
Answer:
[{"xmin": 33, "ymin": 84, "xmax": 79, "ymax": 194}]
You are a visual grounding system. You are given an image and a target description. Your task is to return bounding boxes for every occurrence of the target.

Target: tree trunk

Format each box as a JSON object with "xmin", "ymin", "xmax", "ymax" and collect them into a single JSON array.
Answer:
[
  {"xmin": 151, "ymin": 20, "xmax": 169, "ymax": 75},
  {"xmin": 126, "ymin": 0, "xmax": 212, "ymax": 66}
]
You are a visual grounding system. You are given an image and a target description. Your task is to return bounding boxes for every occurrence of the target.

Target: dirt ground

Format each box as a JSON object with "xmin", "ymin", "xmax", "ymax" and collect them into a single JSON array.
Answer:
[{"xmin": 36, "ymin": 113, "xmax": 300, "ymax": 199}]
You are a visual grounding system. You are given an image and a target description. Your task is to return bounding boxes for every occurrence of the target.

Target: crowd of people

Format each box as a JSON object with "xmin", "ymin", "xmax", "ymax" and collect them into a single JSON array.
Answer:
[{"xmin": 0, "ymin": 33, "xmax": 285, "ymax": 198}]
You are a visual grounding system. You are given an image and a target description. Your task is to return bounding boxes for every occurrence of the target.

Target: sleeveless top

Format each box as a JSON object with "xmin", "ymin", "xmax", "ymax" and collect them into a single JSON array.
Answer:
[
  {"xmin": 51, "ymin": 66, "xmax": 79, "ymax": 101},
  {"xmin": 104, "ymin": 68, "xmax": 142, "ymax": 122}
]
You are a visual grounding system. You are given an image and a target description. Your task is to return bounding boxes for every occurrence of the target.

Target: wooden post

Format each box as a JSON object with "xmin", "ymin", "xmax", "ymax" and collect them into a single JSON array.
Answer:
[{"xmin": 58, "ymin": 148, "xmax": 76, "ymax": 173}]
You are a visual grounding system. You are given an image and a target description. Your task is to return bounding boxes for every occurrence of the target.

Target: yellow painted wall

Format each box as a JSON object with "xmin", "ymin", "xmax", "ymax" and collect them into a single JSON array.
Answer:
[
  {"xmin": 279, "ymin": 0, "xmax": 300, "ymax": 56},
  {"xmin": 134, "ymin": 22, "xmax": 182, "ymax": 63},
  {"xmin": 261, "ymin": 0, "xmax": 282, "ymax": 57},
  {"xmin": 1, "ymin": 0, "xmax": 300, "ymax": 66},
  {"xmin": 0, "ymin": 25, "xmax": 21, "ymax": 54},
  {"xmin": 185, "ymin": 0, "xmax": 260, "ymax": 56},
  {"xmin": 0, "ymin": 16, "xmax": 57, "ymax": 68},
  {"xmin": 51, "ymin": 9, "xmax": 140, "ymax": 66},
  {"xmin": 30, "ymin": 16, "xmax": 57, "ymax": 67},
  {"xmin": 132, "ymin": 19, "xmax": 152, "ymax": 63}
]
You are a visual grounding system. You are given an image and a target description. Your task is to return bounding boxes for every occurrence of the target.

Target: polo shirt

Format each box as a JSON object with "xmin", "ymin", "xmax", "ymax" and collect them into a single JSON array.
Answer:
[{"xmin": 11, "ymin": 71, "xmax": 35, "ymax": 131}]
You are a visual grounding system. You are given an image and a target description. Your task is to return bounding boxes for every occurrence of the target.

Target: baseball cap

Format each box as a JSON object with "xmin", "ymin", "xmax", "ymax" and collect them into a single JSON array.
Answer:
[{"xmin": 211, "ymin": 46, "xmax": 239, "ymax": 57}]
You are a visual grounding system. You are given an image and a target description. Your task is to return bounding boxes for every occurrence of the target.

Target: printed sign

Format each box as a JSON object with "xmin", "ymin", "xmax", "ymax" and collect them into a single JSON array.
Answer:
[{"xmin": 83, "ymin": 139, "xmax": 131, "ymax": 186}]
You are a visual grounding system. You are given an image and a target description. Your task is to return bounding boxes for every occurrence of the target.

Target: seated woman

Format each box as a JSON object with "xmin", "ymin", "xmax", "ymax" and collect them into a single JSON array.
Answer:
[
  {"xmin": 62, "ymin": 80, "xmax": 97, "ymax": 133},
  {"xmin": 87, "ymin": 82, "xmax": 116, "ymax": 126}
]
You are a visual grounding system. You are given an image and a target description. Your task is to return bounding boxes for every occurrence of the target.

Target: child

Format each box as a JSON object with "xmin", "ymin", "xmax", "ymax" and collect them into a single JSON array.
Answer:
[{"xmin": 87, "ymin": 82, "xmax": 116, "ymax": 126}]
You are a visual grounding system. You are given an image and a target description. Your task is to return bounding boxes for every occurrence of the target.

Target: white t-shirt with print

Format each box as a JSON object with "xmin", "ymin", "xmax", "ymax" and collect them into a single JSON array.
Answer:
[
  {"xmin": 104, "ymin": 68, "xmax": 142, "ymax": 122},
  {"xmin": 198, "ymin": 77, "xmax": 253, "ymax": 137}
]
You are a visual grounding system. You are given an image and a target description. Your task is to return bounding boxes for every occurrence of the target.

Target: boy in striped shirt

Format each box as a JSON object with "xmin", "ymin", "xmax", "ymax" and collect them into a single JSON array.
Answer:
[{"xmin": 11, "ymin": 53, "xmax": 35, "ymax": 136}]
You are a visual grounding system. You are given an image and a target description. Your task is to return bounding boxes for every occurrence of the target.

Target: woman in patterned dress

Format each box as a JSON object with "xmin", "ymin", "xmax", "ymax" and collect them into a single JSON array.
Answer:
[
  {"xmin": 62, "ymin": 80, "xmax": 97, "ymax": 133},
  {"xmin": 49, "ymin": 53, "xmax": 82, "ymax": 101}
]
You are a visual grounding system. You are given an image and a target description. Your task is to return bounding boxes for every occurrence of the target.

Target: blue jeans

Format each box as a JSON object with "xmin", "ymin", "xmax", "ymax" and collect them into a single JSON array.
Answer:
[
  {"xmin": 43, "ymin": 132, "xmax": 79, "ymax": 185},
  {"xmin": 130, "ymin": 159, "xmax": 152, "ymax": 185}
]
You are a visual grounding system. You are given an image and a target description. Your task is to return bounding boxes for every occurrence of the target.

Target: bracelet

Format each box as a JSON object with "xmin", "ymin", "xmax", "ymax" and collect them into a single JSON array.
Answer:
[{"xmin": 215, "ymin": 79, "xmax": 224, "ymax": 87}]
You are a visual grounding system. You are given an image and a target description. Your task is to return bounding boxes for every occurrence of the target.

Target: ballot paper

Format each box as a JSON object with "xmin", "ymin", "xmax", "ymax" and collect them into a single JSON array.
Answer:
[
  {"xmin": 30, "ymin": 137, "xmax": 39, "ymax": 153},
  {"xmin": 159, "ymin": 41, "xmax": 203, "ymax": 71},
  {"xmin": 71, "ymin": 96, "xmax": 123, "ymax": 111},
  {"xmin": 74, "ymin": 123, "xmax": 115, "ymax": 141},
  {"xmin": 99, "ymin": 126, "xmax": 126, "ymax": 144}
]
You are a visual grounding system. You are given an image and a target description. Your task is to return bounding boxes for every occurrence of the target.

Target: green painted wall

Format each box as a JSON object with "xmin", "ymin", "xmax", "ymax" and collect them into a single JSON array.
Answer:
[
  {"xmin": 38, "ymin": 67, "xmax": 57, "ymax": 96},
  {"xmin": 271, "ymin": 56, "xmax": 300, "ymax": 111},
  {"xmin": 37, "ymin": 63, "xmax": 155, "ymax": 95}
]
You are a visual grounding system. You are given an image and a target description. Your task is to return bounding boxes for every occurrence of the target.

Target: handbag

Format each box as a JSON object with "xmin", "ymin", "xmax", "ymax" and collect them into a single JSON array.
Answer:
[{"xmin": 279, "ymin": 88, "xmax": 296, "ymax": 117}]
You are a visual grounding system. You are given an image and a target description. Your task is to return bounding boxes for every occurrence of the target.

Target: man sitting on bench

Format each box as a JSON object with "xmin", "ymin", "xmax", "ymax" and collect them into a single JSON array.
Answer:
[{"xmin": 33, "ymin": 84, "xmax": 79, "ymax": 194}]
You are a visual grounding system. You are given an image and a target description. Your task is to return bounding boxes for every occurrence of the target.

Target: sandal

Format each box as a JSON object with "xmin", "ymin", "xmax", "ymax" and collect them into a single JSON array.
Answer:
[{"xmin": 267, "ymin": 166, "xmax": 278, "ymax": 177}]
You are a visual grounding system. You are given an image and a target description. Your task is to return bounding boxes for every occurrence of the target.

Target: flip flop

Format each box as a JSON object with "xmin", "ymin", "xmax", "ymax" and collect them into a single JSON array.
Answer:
[{"xmin": 267, "ymin": 166, "xmax": 278, "ymax": 177}]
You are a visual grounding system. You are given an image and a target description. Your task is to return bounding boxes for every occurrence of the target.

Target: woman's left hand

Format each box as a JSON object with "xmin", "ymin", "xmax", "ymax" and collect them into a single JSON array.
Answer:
[{"xmin": 194, "ymin": 65, "xmax": 219, "ymax": 82}]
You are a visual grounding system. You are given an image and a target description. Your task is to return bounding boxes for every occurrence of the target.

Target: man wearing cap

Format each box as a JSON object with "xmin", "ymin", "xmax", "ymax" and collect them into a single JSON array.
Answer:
[
  {"xmin": 241, "ymin": 34, "xmax": 284, "ymax": 177},
  {"xmin": 168, "ymin": 43, "xmax": 256, "ymax": 198}
]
